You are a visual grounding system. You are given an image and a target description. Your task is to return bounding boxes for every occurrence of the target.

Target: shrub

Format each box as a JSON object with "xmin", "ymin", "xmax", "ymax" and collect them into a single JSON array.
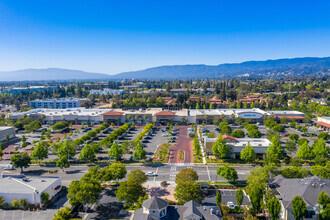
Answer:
[
  {"xmin": 12, "ymin": 199, "xmax": 19, "ymax": 209},
  {"xmin": 41, "ymin": 192, "xmax": 50, "ymax": 205},
  {"xmin": 19, "ymin": 199, "xmax": 30, "ymax": 210},
  {"xmin": 281, "ymin": 167, "xmax": 310, "ymax": 178}
]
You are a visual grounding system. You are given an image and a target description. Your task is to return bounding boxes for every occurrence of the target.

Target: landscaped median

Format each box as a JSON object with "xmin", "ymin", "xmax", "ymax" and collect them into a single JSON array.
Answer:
[
  {"xmin": 100, "ymin": 123, "xmax": 130, "ymax": 147},
  {"xmin": 74, "ymin": 122, "xmax": 109, "ymax": 145},
  {"xmin": 153, "ymin": 143, "xmax": 170, "ymax": 163}
]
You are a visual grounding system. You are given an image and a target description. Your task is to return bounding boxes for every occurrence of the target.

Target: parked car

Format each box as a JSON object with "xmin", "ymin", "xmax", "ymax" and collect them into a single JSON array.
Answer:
[
  {"xmin": 4, "ymin": 165, "xmax": 15, "ymax": 170},
  {"xmin": 144, "ymin": 136, "xmax": 152, "ymax": 139},
  {"xmin": 146, "ymin": 172, "xmax": 158, "ymax": 177},
  {"xmin": 283, "ymin": 134, "xmax": 289, "ymax": 137},
  {"xmin": 227, "ymin": 202, "xmax": 236, "ymax": 209},
  {"xmin": 162, "ymin": 134, "xmax": 169, "ymax": 137},
  {"xmin": 142, "ymin": 140, "xmax": 149, "ymax": 143}
]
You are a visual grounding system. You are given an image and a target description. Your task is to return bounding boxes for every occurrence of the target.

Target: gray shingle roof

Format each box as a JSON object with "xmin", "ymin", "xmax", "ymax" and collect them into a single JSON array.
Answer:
[
  {"xmin": 183, "ymin": 200, "xmax": 202, "ymax": 218},
  {"xmin": 142, "ymin": 197, "xmax": 168, "ymax": 210},
  {"xmin": 271, "ymin": 175, "xmax": 330, "ymax": 208}
]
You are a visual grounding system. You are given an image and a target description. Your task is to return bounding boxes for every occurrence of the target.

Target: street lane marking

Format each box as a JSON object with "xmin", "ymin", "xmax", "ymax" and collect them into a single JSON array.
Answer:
[
  {"xmin": 153, "ymin": 167, "xmax": 159, "ymax": 182},
  {"xmin": 206, "ymin": 166, "xmax": 211, "ymax": 181}
]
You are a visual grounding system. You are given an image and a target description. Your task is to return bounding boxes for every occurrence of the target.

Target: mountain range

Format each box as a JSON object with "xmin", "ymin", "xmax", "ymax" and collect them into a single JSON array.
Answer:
[{"xmin": 0, "ymin": 57, "xmax": 329, "ymax": 81}]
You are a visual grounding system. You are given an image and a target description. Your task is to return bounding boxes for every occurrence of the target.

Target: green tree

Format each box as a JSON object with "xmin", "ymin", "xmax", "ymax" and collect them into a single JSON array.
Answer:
[
  {"xmin": 297, "ymin": 138, "xmax": 309, "ymax": 146},
  {"xmin": 116, "ymin": 180, "xmax": 146, "ymax": 206},
  {"xmin": 318, "ymin": 191, "xmax": 330, "ymax": 220},
  {"xmin": 296, "ymin": 142, "xmax": 314, "ymax": 160},
  {"xmin": 301, "ymin": 126, "xmax": 307, "ymax": 135},
  {"xmin": 289, "ymin": 133, "xmax": 299, "ymax": 141},
  {"xmin": 248, "ymin": 129, "xmax": 262, "ymax": 138},
  {"xmin": 231, "ymin": 129, "xmax": 245, "ymax": 138},
  {"xmin": 292, "ymin": 195, "xmax": 307, "ymax": 220},
  {"xmin": 250, "ymin": 186, "xmax": 263, "ymax": 215},
  {"xmin": 108, "ymin": 162, "xmax": 127, "ymax": 180},
  {"xmin": 235, "ymin": 189, "xmax": 243, "ymax": 208},
  {"xmin": 216, "ymin": 189, "xmax": 221, "ymax": 207},
  {"xmin": 273, "ymin": 125, "xmax": 285, "ymax": 132},
  {"xmin": 41, "ymin": 192, "xmax": 50, "ymax": 205},
  {"xmin": 56, "ymin": 156, "xmax": 70, "ymax": 171},
  {"xmin": 24, "ymin": 121, "xmax": 41, "ymax": 132},
  {"xmin": 312, "ymin": 138, "xmax": 328, "ymax": 158},
  {"xmin": 240, "ymin": 143, "xmax": 256, "ymax": 163},
  {"xmin": 127, "ymin": 169, "xmax": 148, "ymax": 184},
  {"xmin": 10, "ymin": 152, "xmax": 31, "ymax": 172},
  {"xmin": 57, "ymin": 141, "xmax": 76, "ymax": 159},
  {"xmin": 216, "ymin": 165, "xmax": 238, "ymax": 182},
  {"xmin": 12, "ymin": 199, "xmax": 19, "ymax": 209},
  {"xmin": 108, "ymin": 142, "xmax": 123, "ymax": 160},
  {"xmin": 281, "ymin": 166, "xmax": 310, "ymax": 178},
  {"xmin": 79, "ymin": 144, "xmax": 97, "ymax": 162},
  {"xmin": 133, "ymin": 143, "xmax": 146, "ymax": 160},
  {"xmin": 212, "ymin": 136, "xmax": 228, "ymax": 158},
  {"xmin": 30, "ymin": 141, "xmax": 49, "ymax": 164},
  {"xmin": 318, "ymin": 191, "xmax": 329, "ymax": 209},
  {"xmin": 318, "ymin": 132, "xmax": 329, "ymax": 140},
  {"xmin": 19, "ymin": 199, "xmax": 29, "ymax": 210},
  {"xmin": 68, "ymin": 178, "xmax": 102, "ymax": 206},
  {"xmin": 221, "ymin": 125, "xmax": 232, "ymax": 135},
  {"xmin": 285, "ymin": 140, "xmax": 297, "ymax": 152},
  {"xmin": 265, "ymin": 136, "xmax": 283, "ymax": 164},
  {"xmin": 53, "ymin": 206, "xmax": 72, "ymax": 220},
  {"xmin": 267, "ymin": 197, "xmax": 281, "ymax": 220},
  {"xmin": 311, "ymin": 165, "xmax": 330, "ymax": 179},
  {"xmin": 174, "ymin": 181, "xmax": 205, "ymax": 204},
  {"xmin": 175, "ymin": 168, "xmax": 199, "ymax": 184}
]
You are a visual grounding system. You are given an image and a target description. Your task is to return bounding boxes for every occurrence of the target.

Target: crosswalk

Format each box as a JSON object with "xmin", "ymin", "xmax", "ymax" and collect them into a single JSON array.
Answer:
[{"xmin": 169, "ymin": 163, "xmax": 194, "ymax": 167}]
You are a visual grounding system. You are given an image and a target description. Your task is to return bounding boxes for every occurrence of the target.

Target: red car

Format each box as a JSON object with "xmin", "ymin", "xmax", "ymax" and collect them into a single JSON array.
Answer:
[{"xmin": 283, "ymin": 134, "xmax": 289, "ymax": 137}]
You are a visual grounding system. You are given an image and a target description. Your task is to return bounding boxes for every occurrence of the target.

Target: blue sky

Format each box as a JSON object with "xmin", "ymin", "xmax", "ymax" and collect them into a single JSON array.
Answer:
[{"xmin": 0, "ymin": 0, "xmax": 329, "ymax": 74}]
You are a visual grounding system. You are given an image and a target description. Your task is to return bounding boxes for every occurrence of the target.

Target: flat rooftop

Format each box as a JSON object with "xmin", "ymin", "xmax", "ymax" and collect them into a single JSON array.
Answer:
[
  {"xmin": 267, "ymin": 110, "xmax": 304, "ymax": 115},
  {"xmin": 0, "ymin": 126, "xmax": 15, "ymax": 131},
  {"xmin": 30, "ymin": 98, "xmax": 88, "ymax": 102},
  {"xmin": 0, "ymin": 176, "xmax": 61, "ymax": 194},
  {"xmin": 9, "ymin": 108, "xmax": 110, "ymax": 117},
  {"xmin": 189, "ymin": 108, "xmax": 268, "ymax": 116}
]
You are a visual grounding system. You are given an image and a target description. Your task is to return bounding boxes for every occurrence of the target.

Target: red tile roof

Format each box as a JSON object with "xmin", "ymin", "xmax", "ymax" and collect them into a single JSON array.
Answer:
[
  {"xmin": 277, "ymin": 116, "xmax": 304, "ymax": 119},
  {"xmin": 102, "ymin": 111, "xmax": 124, "ymax": 116},
  {"xmin": 315, "ymin": 121, "xmax": 330, "ymax": 129},
  {"xmin": 154, "ymin": 111, "xmax": 176, "ymax": 116},
  {"xmin": 222, "ymin": 135, "xmax": 237, "ymax": 141}
]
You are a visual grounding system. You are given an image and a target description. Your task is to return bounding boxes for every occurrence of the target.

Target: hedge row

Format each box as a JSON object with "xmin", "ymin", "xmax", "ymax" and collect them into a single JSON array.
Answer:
[
  {"xmin": 135, "ymin": 123, "xmax": 153, "ymax": 143},
  {"xmin": 100, "ymin": 123, "xmax": 130, "ymax": 147},
  {"xmin": 74, "ymin": 122, "xmax": 109, "ymax": 145}
]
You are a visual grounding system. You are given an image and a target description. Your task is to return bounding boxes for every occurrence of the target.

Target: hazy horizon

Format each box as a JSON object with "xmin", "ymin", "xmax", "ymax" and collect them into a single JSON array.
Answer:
[{"xmin": 1, "ymin": 0, "xmax": 330, "ymax": 74}]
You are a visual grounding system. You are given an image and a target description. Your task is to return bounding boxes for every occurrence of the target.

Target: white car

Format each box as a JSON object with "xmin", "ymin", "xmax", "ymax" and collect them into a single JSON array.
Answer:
[
  {"xmin": 162, "ymin": 134, "xmax": 169, "ymax": 137},
  {"xmin": 227, "ymin": 201, "xmax": 236, "ymax": 209},
  {"xmin": 4, "ymin": 165, "xmax": 15, "ymax": 170},
  {"xmin": 146, "ymin": 172, "xmax": 158, "ymax": 177}
]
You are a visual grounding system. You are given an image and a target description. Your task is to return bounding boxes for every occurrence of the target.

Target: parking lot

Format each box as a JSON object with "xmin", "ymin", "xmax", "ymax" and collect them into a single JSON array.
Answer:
[{"xmin": 202, "ymin": 189, "xmax": 250, "ymax": 207}]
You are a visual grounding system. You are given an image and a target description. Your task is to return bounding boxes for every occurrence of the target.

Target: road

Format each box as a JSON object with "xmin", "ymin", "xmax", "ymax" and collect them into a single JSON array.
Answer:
[
  {"xmin": 0, "ymin": 163, "xmax": 252, "ymax": 185},
  {"xmin": 168, "ymin": 127, "xmax": 193, "ymax": 164}
]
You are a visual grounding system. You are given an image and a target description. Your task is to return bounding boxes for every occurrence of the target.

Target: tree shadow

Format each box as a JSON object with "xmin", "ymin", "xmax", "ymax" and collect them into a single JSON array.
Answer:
[{"xmin": 147, "ymin": 187, "xmax": 170, "ymax": 197}]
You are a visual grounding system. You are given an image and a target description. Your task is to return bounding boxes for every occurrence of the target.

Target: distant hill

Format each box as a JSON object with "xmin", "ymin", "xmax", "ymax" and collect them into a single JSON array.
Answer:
[
  {"xmin": 0, "ymin": 57, "xmax": 329, "ymax": 81},
  {"xmin": 112, "ymin": 57, "xmax": 330, "ymax": 79},
  {"xmin": 0, "ymin": 68, "xmax": 112, "ymax": 81}
]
